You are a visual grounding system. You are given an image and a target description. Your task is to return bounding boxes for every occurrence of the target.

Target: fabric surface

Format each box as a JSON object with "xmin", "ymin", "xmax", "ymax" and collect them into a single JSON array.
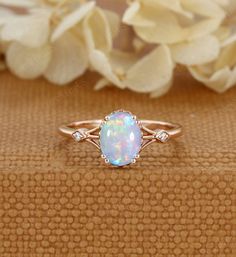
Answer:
[{"xmin": 0, "ymin": 71, "xmax": 235, "ymax": 256}]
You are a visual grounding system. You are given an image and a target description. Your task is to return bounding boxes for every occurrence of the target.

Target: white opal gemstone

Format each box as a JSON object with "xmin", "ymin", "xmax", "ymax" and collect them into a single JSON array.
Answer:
[{"xmin": 100, "ymin": 111, "xmax": 142, "ymax": 167}]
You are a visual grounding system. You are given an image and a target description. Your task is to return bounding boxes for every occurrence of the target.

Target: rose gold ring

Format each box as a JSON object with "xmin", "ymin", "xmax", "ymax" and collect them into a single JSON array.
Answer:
[{"xmin": 59, "ymin": 110, "xmax": 182, "ymax": 167}]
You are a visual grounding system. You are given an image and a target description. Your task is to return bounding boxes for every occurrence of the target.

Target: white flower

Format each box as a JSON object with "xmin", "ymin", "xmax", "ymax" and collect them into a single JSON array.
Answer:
[
  {"xmin": 123, "ymin": 0, "xmax": 226, "ymax": 66},
  {"xmin": 170, "ymin": 35, "xmax": 220, "ymax": 66},
  {"xmin": 0, "ymin": 0, "xmax": 123, "ymax": 85},
  {"xmin": 77, "ymin": 1, "xmax": 174, "ymax": 96},
  {"xmin": 189, "ymin": 31, "xmax": 236, "ymax": 93},
  {"xmin": 122, "ymin": 0, "xmax": 236, "ymax": 94},
  {"xmin": 184, "ymin": 0, "xmax": 236, "ymax": 93},
  {"xmin": 0, "ymin": 1, "xmax": 113, "ymax": 84},
  {"xmin": 123, "ymin": 0, "xmax": 225, "ymax": 43},
  {"xmin": 0, "ymin": 0, "xmax": 236, "ymax": 96},
  {"xmin": 0, "ymin": 0, "xmax": 35, "ymax": 7},
  {"xmin": 90, "ymin": 45, "xmax": 174, "ymax": 96},
  {"xmin": 0, "ymin": 1, "xmax": 96, "ymax": 84}
]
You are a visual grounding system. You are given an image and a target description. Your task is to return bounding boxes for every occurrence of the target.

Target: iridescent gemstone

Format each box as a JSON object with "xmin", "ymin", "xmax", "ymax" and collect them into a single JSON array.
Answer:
[{"xmin": 100, "ymin": 111, "xmax": 142, "ymax": 167}]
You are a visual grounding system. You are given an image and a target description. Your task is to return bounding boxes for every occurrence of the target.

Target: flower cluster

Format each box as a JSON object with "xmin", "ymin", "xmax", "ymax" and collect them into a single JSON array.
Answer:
[
  {"xmin": 0, "ymin": 0, "xmax": 120, "ymax": 85},
  {"xmin": 0, "ymin": 0, "xmax": 236, "ymax": 96}
]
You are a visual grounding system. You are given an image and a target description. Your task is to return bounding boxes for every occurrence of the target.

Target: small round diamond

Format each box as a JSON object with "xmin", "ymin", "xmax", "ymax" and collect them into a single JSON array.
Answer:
[
  {"xmin": 72, "ymin": 131, "xmax": 83, "ymax": 142},
  {"xmin": 155, "ymin": 130, "xmax": 170, "ymax": 143}
]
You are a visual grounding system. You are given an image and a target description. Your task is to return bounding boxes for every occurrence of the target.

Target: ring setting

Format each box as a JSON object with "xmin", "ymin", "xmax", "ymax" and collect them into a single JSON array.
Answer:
[{"xmin": 59, "ymin": 110, "xmax": 182, "ymax": 167}]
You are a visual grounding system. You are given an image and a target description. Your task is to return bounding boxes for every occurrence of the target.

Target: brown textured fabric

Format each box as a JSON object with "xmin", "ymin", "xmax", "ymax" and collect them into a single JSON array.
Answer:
[{"xmin": 0, "ymin": 71, "xmax": 235, "ymax": 257}]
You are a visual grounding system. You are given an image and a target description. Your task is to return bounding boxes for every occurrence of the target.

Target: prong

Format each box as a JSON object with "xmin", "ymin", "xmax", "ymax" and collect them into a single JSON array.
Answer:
[
  {"xmin": 135, "ymin": 154, "xmax": 140, "ymax": 159},
  {"xmin": 105, "ymin": 116, "xmax": 110, "ymax": 121},
  {"xmin": 137, "ymin": 120, "xmax": 142, "ymax": 126},
  {"xmin": 100, "ymin": 120, "xmax": 106, "ymax": 127},
  {"xmin": 105, "ymin": 158, "xmax": 110, "ymax": 164},
  {"xmin": 116, "ymin": 109, "xmax": 125, "ymax": 113},
  {"xmin": 132, "ymin": 115, "xmax": 137, "ymax": 120},
  {"xmin": 131, "ymin": 159, "xmax": 136, "ymax": 164},
  {"xmin": 101, "ymin": 154, "xmax": 106, "ymax": 159}
]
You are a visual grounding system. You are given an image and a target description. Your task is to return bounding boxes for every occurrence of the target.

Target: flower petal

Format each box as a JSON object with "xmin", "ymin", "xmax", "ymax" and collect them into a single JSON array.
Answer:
[
  {"xmin": 170, "ymin": 35, "xmax": 220, "ymax": 65},
  {"xmin": 83, "ymin": 7, "xmax": 113, "ymax": 52},
  {"xmin": 214, "ymin": 26, "xmax": 231, "ymax": 42},
  {"xmin": 94, "ymin": 77, "xmax": 110, "ymax": 90},
  {"xmin": 226, "ymin": 66, "xmax": 236, "ymax": 89},
  {"xmin": 123, "ymin": 1, "xmax": 156, "ymax": 27},
  {"xmin": 110, "ymin": 50, "xmax": 140, "ymax": 71},
  {"xmin": 89, "ymin": 49, "xmax": 125, "ymax": 88},
  {"xmin": 143, "ymin": 0, "xmax": 193, "ymax": 18},
  {"xmin": 181, "ymin": 0, "xmax": 225, "ymax": 19},
  {"xmin": 0, "ymin": 0, "xmax": 35, "ymax": 7},
  {"xmin": 44, "ymin": 32, "xmax": 88, "ymax": 85},
  {"xmin": 103, "ymin": 9, "xmax": 120, "ymax": 39},
  {"xmin": 0, "ymin": 7, "xmax": 14, "ymax": 25},
  {"xmin": 213, "ymin": 0, "xmax": 229, "ymax": 7},
  {"xmin": 214, "ymin": 43, "xmax": 236, "ymax": 70},
  {"xmin": 6, "ymin": 42, "xmax": 51, "ymax": 79},
  {"xmin": 189, "ymin": 65, "xmax": 232, "ymax": 92},
  {"xmin": 132, "ymin": 5, "xmax": 186, "ymax": 44},
  {"xmin": 186, "ymin": 18, "xmax": 222, "ymax": 41},
  {"xmin": 222, "ymin": 32, "xmax": 236, "ymax": 47},
  {"xmin": 125, "ymin": 45, "xmax": 174, "ymax": 93},
  {"xmin": 1, "ymin": 10, "xmax": 51, "ymax": 47},
  {"xmin": 51, "ymin": 1, "xmax": 95, "ymax": 42}
]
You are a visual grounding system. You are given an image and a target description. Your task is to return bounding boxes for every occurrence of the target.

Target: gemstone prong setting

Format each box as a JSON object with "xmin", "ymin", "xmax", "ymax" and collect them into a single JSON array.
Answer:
[
  {"xmin": 59, "ymin": 110, "xmax": 183, "ymax": 167},
  {"xmin": 100, "ymin": 110, "xmax": 143, "ymax": 167}
]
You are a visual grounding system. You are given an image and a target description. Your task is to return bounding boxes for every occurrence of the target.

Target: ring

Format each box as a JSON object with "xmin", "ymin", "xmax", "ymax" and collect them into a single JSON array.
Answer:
[{"xmin": 59, "ymin": 110, "xmax": 183, "ymax": 167}]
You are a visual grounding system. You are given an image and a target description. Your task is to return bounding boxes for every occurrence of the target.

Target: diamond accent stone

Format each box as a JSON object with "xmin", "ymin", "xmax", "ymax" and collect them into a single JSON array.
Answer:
[
  {"xmin": 155, "ymin": 130, "xmax": 170, "ymax": 143},
  {"xmin": 72, "ymin": 131, "xmax": 83, "ymax": 142}
]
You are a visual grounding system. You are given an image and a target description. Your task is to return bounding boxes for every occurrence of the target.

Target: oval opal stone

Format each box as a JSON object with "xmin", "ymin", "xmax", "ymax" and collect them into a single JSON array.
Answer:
[{"xmin": 100, "ymin": 111, "xmax": 142, "ymax": 167}]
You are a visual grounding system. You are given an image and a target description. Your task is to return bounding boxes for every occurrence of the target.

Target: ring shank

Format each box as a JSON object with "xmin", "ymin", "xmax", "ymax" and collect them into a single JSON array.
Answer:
[
  {"xmin": 141, "ymin": 120, "xmax": 182, "ymax": 138},
  {"xmin": 59, "ymin": 119, "xmax": 182, "ymax": 139},
  {"xmin": 58, "ymin": 120, "xmax": 102, "ymax": 137}
]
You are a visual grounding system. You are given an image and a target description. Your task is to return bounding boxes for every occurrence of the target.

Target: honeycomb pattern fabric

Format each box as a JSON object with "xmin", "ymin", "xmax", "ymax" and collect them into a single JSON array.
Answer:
[{"xmin": 0, "ymin": 72, "xmax": 235, "ymax": 257}]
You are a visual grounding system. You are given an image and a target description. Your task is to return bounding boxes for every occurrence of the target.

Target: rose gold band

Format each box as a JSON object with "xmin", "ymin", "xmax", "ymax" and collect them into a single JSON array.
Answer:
[
  {"xmin": 59, "ymin": 120, "xmax": 102, "ymax": 137},
  {"xmin": 59, "ymin": 120, "xmax": 182, "ymax": 137},
  {"xmin": 58, "ymin": 119, "xmax": 182, "ymax": 151}
]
